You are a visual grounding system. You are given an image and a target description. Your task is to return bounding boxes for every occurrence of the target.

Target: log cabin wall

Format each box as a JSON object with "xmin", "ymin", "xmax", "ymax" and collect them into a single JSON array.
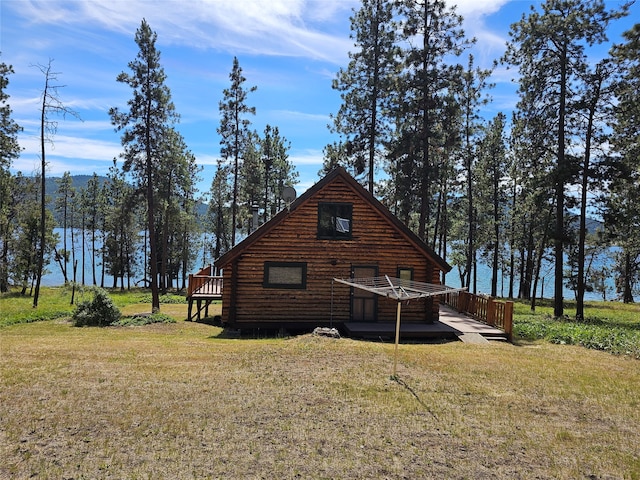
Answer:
[{"xmin": 217, "ymin": 173, "xmax": 445, "ymax": 330}]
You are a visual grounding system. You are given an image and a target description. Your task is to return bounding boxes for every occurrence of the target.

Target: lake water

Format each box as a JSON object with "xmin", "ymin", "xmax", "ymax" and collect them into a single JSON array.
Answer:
[{"xmin": 41, "ymin": 229, "xmax": 615, "ymax": 301}]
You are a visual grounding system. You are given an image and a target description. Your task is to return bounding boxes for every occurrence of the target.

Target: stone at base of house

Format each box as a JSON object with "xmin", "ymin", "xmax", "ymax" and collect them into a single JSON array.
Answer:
[{"xmin": 312, "ymin": 327, "xmax": 341, "ymax": 339}]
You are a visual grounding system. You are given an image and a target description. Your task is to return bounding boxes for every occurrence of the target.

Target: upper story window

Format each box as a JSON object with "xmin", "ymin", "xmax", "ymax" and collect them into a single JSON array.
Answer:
[{"xmin": 317, "ymin": 202, "xmax": 353, "ymax": 240}]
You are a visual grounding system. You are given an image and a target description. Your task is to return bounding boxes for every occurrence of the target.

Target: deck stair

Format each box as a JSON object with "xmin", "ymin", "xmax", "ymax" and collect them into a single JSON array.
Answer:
[{"xmin": 186, "ymin": 265, "xmax": 223, "ymax": 322}]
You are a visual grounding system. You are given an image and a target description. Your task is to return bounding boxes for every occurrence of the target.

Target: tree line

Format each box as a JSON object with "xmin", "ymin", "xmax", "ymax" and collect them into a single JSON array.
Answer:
[
  {"xmin": 326, "ymin": 0, "xmax": 639, "ymax": 317},
  {"xmin": 1, "ymin": 1, "xmax": 639, "ymax": 318},
  {"xmin": 0, "ymin": 20, "xmax": 296, "ymax": 310}
]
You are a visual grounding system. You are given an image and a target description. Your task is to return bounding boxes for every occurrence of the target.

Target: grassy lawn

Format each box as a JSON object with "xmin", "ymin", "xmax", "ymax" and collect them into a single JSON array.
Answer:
[
  {"xmin": 513, "ymin": 299, "xmax": 640, "ymax": 359},
  {"xmin": 1, "ymin": 289, "xmax": 639, "ymax": 479},
  {"xmin": 0, "ymin": 286, "xmax": 192, "ymax": 328}
]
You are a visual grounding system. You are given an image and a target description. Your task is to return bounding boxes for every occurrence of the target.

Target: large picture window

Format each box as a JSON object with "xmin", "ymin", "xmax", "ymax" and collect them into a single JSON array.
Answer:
[
  {"xmin": 263, "ymin": 262, "xmax": 307, "ymax": 289},
  {"xmin": 317, "ymin": 202, "xmax": 353, "ymax": 239}
]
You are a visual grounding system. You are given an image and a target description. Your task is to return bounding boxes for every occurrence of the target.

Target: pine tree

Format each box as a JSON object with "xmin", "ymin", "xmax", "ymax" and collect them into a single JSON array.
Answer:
[
  {"xmin": 110, "ymin": 19, "xmax": 178, "ymax": 312},
  {"xmin": 331, "ymin": 0, "xmax": 399, "ymax": 192},
  {"xmin": 476, "ymin": 113, "xmax": 508, "ymax": 297},
  {"xmin": 208, "ymin": 162, "xmax": 232, "ymax": 260},
  {"xmin": 218, "ymin": 57, "xmax": 256, "ymax": 246},
  {"xmin": 606, "ymin": 23, "xmax": 640, "ymax": 303},
  {"xmin": 54, "ymin": 172, "xmax": 74, "ymax": 284},
  {"xmin": 32, "ymin": 60, "xmax": 79, "ymax": 307},
  {"xmin": 261, "ymin": 125, "xmax": 296, "ymax": 219},
  {"xmin": 104, "ymin": 160, "xmax": 140, "ymax": 290},
  {"xmin": 458, "ymin": 54, "xmax": 492, "ymax": 292},
  {"xmin": 575, "ymin": 60, "xmax": 613, "ymax": 318},
  {"xmin": 394, "ymin": 0, "xmax": 473, "ymax": 242},
  {"xmin": 503, "ymin": 0, "xmax": 628, "ymax": 317},
  {"xmin": 0, "ymin": 59, "xmax": 23, "ymax": 292}
]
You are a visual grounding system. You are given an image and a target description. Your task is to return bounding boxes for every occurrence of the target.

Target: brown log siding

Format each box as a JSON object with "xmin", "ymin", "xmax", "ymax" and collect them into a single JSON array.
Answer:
[{"xmin": 218, "ymin": 177, "xmax": 443, "ymax": 329}]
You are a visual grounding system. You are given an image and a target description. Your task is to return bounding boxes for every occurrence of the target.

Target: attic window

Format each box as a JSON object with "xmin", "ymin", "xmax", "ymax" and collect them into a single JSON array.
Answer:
[{"xmin": 318, "ymin": 202, "xmax": 353, "ymax": 239}]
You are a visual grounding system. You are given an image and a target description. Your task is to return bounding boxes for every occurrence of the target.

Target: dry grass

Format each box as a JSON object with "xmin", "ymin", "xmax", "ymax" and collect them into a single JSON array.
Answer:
[{"xmin": 1, "ymin": 313, "xmax": 639, "ymax": 479}]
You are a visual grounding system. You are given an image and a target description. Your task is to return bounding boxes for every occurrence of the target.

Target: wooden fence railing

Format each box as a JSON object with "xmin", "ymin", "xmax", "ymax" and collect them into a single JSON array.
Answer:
[{"xmin": 443, "ymin": 291, "xmax": 514, "ymax": 342}]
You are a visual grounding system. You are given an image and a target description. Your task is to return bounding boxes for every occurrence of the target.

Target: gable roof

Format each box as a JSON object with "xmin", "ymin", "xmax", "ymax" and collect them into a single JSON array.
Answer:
[{"xmin": 215, "ymin": 166, "xmax": 451, "ymax": 273}]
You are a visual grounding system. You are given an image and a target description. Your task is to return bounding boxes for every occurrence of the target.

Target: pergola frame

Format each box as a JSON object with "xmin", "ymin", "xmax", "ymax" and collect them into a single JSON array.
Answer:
[{"xmin": 333, "ymin": 276, "xmax": 467, "ymax": 376}]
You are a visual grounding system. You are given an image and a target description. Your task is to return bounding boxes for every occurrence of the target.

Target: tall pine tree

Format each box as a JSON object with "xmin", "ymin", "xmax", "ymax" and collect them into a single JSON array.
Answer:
[
  {"xmin": 503, "ymin": 0, "xmax": 627, "ymax": 317},
  {"xmin": 0, "ymin": 59, "xmax": 22, "ymax": 292},
  {"xmin": 218, "ymin": 57, "xmax": 256, "ymax": 246},
  {"xmin": 606, "ymin": 23, "xmax": 640, "ymax": 303},
  {"xmin": 331, "ymin": 0, "xmax": 399, "ymax": 193},
  {"xmin": 110, "ymin": 19, "xmax": 178, "ymax": 312}
]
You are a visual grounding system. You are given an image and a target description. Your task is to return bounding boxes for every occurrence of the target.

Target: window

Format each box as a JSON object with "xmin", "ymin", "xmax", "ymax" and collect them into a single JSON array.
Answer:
[
  {"xmin": 318, "ymin": 202, "xmax": 353, "ymax": 239},
  {"xmin": 397, "ymin": 267, "xmax": 414, "ymax": 281},
  {"xmin": 263, "ymin": 262, "xmax": 307, "ymax": 289}
]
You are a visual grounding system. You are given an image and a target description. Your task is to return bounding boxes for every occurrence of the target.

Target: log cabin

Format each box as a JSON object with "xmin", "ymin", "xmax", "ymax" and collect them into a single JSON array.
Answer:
[{"xmin": 214, "ymin": 166, "xmax": 452, "ymax": 333}]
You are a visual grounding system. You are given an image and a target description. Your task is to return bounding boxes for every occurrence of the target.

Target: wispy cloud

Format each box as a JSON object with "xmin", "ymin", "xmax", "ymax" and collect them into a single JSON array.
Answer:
[
  {"xmin": 10, "ymin": 0, "xmax": 357, "ymax": 64},
  {"xmin": 272, "ymin": 110, "xmax": 330, "ymax": 123},
  {"xmin": 16, "ymin": 134, "xmax": 122, "ymax": 163},
  {"xmin": 289, "ymin": 149, "xmax": 325, "ymax": 166}
]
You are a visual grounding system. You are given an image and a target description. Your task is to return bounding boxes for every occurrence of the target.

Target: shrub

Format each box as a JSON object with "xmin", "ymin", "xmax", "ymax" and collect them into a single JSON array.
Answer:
[{"xmin": 73, "ymin": 288, "xmax": 121, "ymax": 327}]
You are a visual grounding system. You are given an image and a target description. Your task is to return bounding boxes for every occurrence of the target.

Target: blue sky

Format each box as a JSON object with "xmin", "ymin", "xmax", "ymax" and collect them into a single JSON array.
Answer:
[{"xmin": 1, "ymin": 0, "xmax": 637, "ymax": 196}]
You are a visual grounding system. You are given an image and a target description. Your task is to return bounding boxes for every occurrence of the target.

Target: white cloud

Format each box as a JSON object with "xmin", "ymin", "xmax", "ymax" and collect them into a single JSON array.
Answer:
[
  {"xmin": 194, "ymin": 154, "xmax": 223, "ymax": 167},
  {"xmin": 10, "ymin": 0, "xmax": 355, "ymax": 64},
  {"xmin": 450, "ymin": 0, "xmax": 509, "ymax": 18},
  {"xmin": 272, "ymin": 110, "xmax": 330, "ymax": 123},
  {"xmin": 289, "ymin": 149, "xmax": 325, "ymax": 166},
  {"xmin": 17, "ymin": 134, "xmax": 122, "ymax": 163}
]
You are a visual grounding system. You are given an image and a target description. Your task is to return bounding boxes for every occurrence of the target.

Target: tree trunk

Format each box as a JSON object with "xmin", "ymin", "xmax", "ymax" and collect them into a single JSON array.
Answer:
[
  {"xmin": 33, "ymin": 77, "xmax": 48, "ymax": 308},
  {"xmin": 554, "ymin": 45, "xmax": 568, "ymax": 318}
]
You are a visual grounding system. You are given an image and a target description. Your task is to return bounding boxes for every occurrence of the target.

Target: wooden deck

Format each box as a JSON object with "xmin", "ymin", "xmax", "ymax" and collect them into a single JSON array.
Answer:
[
  {"xmin": 186, "ymin": 265, "xmax": 223, "ymax": 322},
  {"xmin": 344, "ymin": 305, "xmax": 508, "ymax": 342}
]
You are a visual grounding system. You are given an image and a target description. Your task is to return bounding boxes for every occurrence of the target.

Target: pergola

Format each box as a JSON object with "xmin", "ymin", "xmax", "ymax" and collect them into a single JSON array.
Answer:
[{"xmin": 333, "ymin": 275, "xmax": 467, "ymax": 375}]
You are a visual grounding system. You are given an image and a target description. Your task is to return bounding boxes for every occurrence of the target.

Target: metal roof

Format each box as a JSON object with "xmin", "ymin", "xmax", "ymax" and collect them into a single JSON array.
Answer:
[{"xmin": 333, "ymin": 275, "xmax": 466, "ymax": 301}]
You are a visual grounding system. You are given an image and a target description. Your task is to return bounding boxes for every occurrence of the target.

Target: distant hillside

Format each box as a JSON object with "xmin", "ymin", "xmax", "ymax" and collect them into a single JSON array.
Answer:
[
  {"xmin": 45, "ymin": 175, "xmax": 109, "ymax": 225},
  {"xmin": 568, "ymin": 212, "xmax": 604, "ymax": 236},
  {"xmin": 45, "ymin": 175, "xmax": 105, "ymax": 195}
]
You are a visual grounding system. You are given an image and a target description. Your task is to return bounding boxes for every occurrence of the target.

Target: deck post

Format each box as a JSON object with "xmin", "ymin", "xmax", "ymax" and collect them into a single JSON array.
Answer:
[
  {"xmin": 487, "ymin": 298, "xmax": 496, "ymax": 327},
  {"xmin": 504, "ymin": 301, "xmax": 514, "ymax": 343}
]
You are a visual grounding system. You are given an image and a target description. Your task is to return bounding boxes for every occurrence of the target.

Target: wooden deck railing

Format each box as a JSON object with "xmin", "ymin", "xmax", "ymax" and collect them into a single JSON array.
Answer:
[
  {"xmin": 186, "ymin": 265, "xmax": 223, "ymax": 322},
  {"xmin": 187, "ymin": 274, "xmax": 223, "ymax": 298},
  {"xmin": 187, "ymin": 265, "xmax": 223, "ymax": 298},
  {"xmin": 443, "ymin": 291, "xmax": 513, "ymax": 342}
]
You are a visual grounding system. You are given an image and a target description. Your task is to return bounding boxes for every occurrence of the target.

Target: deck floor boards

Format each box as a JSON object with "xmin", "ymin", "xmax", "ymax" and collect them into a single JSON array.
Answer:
[{"xmin": 344, "ymin": 305, "xmax": 507, "ymax": 341}]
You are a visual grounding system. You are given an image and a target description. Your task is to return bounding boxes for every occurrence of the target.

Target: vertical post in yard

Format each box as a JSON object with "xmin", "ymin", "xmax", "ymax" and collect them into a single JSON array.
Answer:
[{"xmin": 393, "ymin": 300, "xmax": 402, "ymax": 377}]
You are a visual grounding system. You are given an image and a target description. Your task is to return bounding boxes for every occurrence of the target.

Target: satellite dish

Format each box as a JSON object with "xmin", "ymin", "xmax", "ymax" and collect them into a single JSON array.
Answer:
[{"xmin": 282, "ymin": 186, "xmax": 297, "ymax": 204}]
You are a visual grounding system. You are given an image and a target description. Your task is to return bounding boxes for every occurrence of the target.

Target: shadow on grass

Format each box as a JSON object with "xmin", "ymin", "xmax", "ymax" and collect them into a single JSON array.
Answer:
[{"xmin": 391, "ymin": 375, "xmax": 438, "ymax": 420}]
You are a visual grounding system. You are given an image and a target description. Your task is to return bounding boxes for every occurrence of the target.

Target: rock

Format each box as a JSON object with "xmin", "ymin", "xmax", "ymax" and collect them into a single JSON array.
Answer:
[{"xmin": 312, "ymin": 327, "xmax": 340, "ymax": 338}]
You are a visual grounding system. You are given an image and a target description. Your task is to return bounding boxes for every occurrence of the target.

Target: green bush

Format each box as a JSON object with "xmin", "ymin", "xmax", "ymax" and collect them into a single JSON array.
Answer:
[{"xmin": 73, "ymin": 288, "xmax": 121, "ymax": 327}]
